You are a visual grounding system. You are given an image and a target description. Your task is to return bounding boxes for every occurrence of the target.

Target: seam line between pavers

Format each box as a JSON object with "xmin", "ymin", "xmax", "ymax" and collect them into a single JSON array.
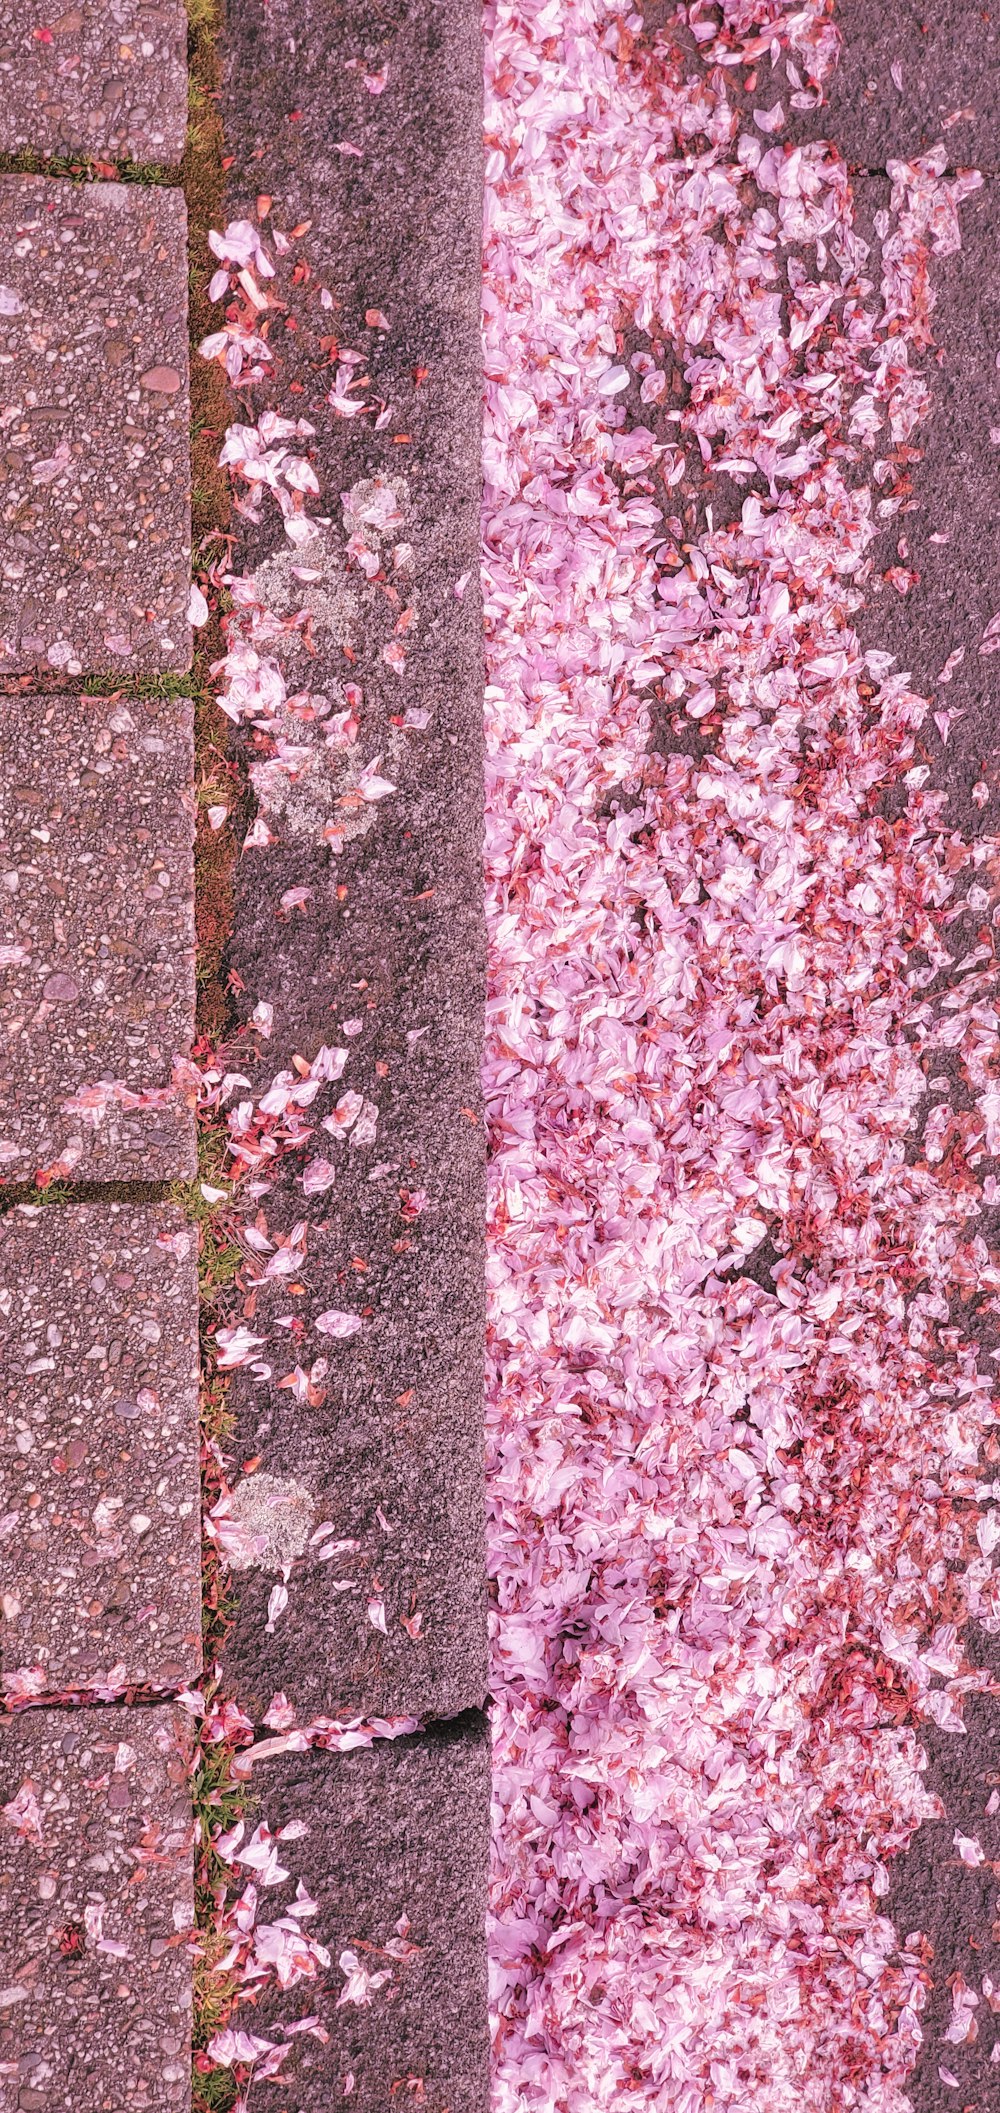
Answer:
[
  {"xmin": 0, "ymin": 156, "xmax": 186, "ymax": 186},
  {"xmin": 0, "ymin": 1180, "xmax": 179, "ymax": 1204},
  {"xmin": 0, "ymin": 674, "xmax": 199, "ymax": 700}
]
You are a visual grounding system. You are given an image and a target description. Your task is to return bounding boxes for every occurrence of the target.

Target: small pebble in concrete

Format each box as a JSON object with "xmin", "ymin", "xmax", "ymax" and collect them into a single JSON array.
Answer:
[
  {"xmin": 0, "ymin": 1705, "xmax": 193, "ymax": 2111},
  {"xmin": 0, "ymin": 5, "xmax": 188, "ymax": 166},
  {"xmin": 0, "ymin": 1203, "xmax": 201, "ymax": 1692},
  {"xmin": 0, "ymin": 177, "xmax": 191, "ymax": 676},
  {"xmin": 0, "ymin": 693, "xmax": 195, "ymax": 1181}
]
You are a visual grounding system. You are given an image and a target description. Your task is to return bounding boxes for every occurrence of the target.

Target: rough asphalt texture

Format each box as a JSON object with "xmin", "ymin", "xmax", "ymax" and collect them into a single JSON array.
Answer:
[
  {"xmin": 0, "ymin": 1704, "xmax": 194, "ymax": 2112},
  {"xmin": 740, "ymin": 1, "xmax": 1000, "ymax": 173},
  {"xmin": 0, "ymin": 178, "xmax": 192, "ymax": 677},
  {"xmin": 0, "ymin": 3, "xmax": 188, "ymax": 166},
  {"xmin": 0, "ymin": 694, "xmax": 196, "ymax": 1182},
  {"xmin": 633, "ymin": 4, "xmax": 1000, "ymax": 2095},
  {"xmin": 729, "ymin": 12, "xmax": 1000, "ymax": 2108},
  {"xmin": 854, "ymin": 167, "xmax": 1000, "ymax": 2113},
  {"xmin": 219, "ymin": 0, "xmax": 488, "ymax": 1730},
  {"xmin": 243, "ymin": 1714, "xmax": 490, "ymax": 2113},
  {"xmin": 0, "ymin": 1202, "xmax": 202, "ymax": 1691}
]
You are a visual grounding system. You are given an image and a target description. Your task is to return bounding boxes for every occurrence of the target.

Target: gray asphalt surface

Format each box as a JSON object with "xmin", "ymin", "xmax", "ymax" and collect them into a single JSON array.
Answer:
[
  {"xmin": 634, "ymin": 4, "xmax": 1000, "ymax": 2099},
  {"xmin": 741, "ymin": 2, "xmax": 1000, "ymax": 173},
  {"xmin": 851, "ymin": 156, "xmax": 1000, "ymax": 2113},
  {"xmin": 746, "ymin": 13, "xmax": 1000, "ymax": 2107}
]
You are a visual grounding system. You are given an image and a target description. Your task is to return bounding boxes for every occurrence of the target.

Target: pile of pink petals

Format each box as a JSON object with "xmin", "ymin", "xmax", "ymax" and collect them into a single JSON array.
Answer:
[{"xmin": 483, "ymin": 1, "xmax": 997, "ymax": 2107}]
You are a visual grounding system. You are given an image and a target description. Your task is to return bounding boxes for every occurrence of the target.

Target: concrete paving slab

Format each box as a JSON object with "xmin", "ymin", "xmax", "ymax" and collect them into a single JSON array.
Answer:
[
  {"xmin": 0, "ymin": 693, "xmax": 195, "ymax": 1183},
  {"xmin": 0, "ymin": 1703, "xmax": 193, "ymax": 2111},
  {"xmin": 0, "ymin": 1203, "xmax": 201, "ymax": 1692},
  {"xmin": 0, "ymin": 4, "xmax": 188, "ymax": 167},
  {"xmin": 218, "ymin": 0, "xmax": 487, "ymax": 1724},
  {"xmin": 0, "ymin": 178, "xmax": 191, "ymax": 677},
  {"xmin": 237, "ymin": 1715, "xmax": 489, "ymax": 2113}
]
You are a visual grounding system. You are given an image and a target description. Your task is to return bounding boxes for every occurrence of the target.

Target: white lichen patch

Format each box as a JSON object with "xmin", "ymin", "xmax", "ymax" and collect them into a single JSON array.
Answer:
[
  {"xmin": 250, "ymin": 693, "xmax": 359, "ymax": 847},
  {"xmin": 342, "ymin": 473, "xmax": 411, "ymax": 550},
  {"xmin": 249, "ymin": 706, "xmax": 407, "ymax": 857},
  {"xmin": 251, "ymin": 529, "xmax": 357, "ymax": 659},
  {"xmin": 230, "ymin": 496, "xmax": 415, "ymax": 868},
  {"xmin": 225, "ymin": 1472, "xmax": 317, "ymax": 1573}
]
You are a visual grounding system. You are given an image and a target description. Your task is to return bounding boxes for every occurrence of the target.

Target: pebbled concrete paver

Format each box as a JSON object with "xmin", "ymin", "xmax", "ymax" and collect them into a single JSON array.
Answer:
[
  {"xmin": 219, "ymin": 0, "xmax": 487, "ymax": 1726},
  {"xmin": 0, "ymin": 1703, "xmax": 193, "ymax": 2111},
  {"xmin": 0, "ymin": 4, "xmax": 189, "ymax": 167},
  {"xmin": 0, "ymin": 177, "xmax": 191, "ymax": 677},
  {"xmin": 0, "ymin": 1203, "xmax": 201, "ymax": 1692},
  {"xmin": 240, "ymin": 1715, "xmax": 489, "ymax": 2113},
  {"xmin": 0, "ymin": 693, "xmax": 196, "ymax": 1183}
]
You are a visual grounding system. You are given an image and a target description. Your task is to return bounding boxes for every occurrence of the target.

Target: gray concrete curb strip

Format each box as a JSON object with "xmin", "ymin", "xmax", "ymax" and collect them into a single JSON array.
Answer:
[
  {"xmin": 217, "ymin": 0, "xmax": 491, "ymax": 2099},
  {"xmin": 219, "ymin": 0, "xmax": 488, "ymax": 1735},
  {"xmin": 239, "ymin": 1715, "xmax": 490, "ymax": 2111}
]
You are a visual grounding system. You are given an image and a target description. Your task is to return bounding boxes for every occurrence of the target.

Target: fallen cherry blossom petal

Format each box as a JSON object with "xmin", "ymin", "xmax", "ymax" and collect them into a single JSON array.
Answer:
[{"xmin": 314, "ymin": 1310, "xmax": 363, "ymax": 1340}]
